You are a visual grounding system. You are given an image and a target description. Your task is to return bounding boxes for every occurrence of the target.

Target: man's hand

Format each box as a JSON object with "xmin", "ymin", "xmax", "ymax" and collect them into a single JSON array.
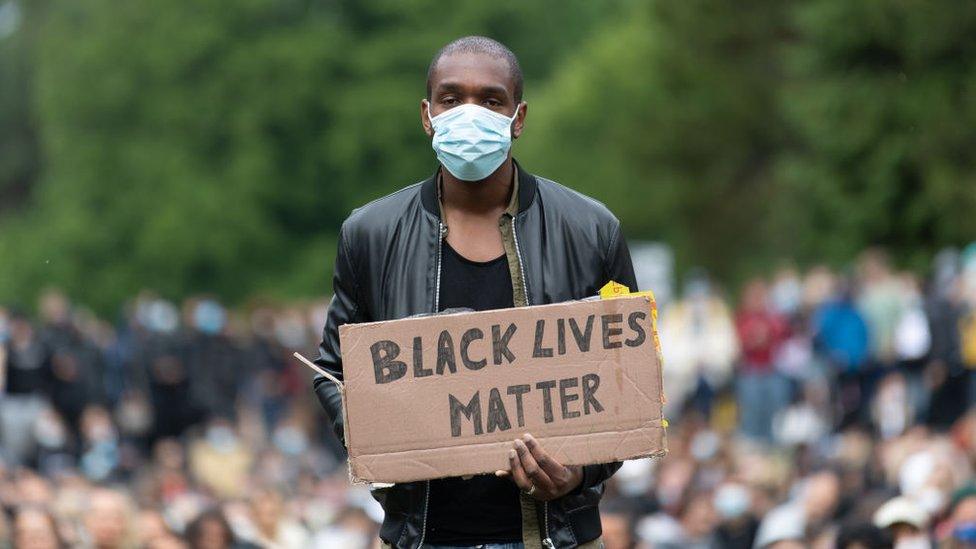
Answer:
[{"xmin": 496, "ymin": 433, "xmax": 583, "ymax": 501}]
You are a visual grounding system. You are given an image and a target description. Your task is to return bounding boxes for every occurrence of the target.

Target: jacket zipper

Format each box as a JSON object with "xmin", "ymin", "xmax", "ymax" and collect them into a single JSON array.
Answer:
[
  {"xmin": 510, "ymin": 216, "xmax": 530, "ymax": 306},
  {"xmin": 542, "ymin": 501, "xmax": 554, "ymax": 549},
  {"xmin": 417, "ymin": 479, "xmax": 431, "ymax": 548},
  {"xmin": 418, "ymin": 222, "xmax": 446, "ymax": 548},
  {"xmin": 434, "ymin": 222, "xmax": 446, "ymax": 313}
]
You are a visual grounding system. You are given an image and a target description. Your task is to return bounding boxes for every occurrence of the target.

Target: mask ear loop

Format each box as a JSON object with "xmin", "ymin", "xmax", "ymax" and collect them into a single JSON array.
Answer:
[
  {"xmin": 426, "ymin": 101, "xmax": 438, "ymax": 128},
  {"xmin": 509, "ymin": 102, "xmax": 522, "ymax": 123},
  {"xmin": 508, "ymin": 102, "xmax": 522, "ymax": 138}
]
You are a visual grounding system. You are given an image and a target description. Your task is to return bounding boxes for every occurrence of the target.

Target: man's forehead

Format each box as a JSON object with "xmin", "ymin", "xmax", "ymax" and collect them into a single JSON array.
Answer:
[{"xmin": 430, "ymin": 52, "xmax": 515, "ymax": 95}]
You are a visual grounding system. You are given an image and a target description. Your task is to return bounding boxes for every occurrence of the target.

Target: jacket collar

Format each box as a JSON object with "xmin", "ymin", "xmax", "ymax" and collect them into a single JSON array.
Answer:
[{"xmin": 420, "ymin": 158, "xmax": 537, "ymax": 220}]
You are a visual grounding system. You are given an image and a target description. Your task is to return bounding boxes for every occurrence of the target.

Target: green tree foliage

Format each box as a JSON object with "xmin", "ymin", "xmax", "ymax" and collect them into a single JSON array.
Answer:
[
  {"xmin": 776, "ymin": 0, "xmax": 976, "ymax": 269},
  {"xmin": 0, "ymin": 0, "xmax": 39, "ymax": 214},
  {"xmin": 0, "ymin": 0, "xmax": 974, "ymax": 313},
  {"xmin": 520, "ymin": 1, "xmax": 789, "ymax": 283}
]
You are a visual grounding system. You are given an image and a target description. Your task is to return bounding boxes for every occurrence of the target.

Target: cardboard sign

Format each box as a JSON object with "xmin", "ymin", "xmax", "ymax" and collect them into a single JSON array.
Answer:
[{"xmin": 336, "ymin": 294, "xmax": 666, "ymax": 483}]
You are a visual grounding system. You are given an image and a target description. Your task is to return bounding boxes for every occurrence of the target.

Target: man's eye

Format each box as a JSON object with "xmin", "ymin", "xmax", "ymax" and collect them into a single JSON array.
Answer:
[
  {"xmin": 484, "ymin": 99, "xmax": 502, "ymax": 107},
  {"xmin": 442, "ymin": 97, "xmax": 459, "ymax": 106}
]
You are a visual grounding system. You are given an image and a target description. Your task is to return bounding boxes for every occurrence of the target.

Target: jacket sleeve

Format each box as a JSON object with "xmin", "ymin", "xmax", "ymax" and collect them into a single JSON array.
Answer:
[
  {"xmin": 578, "ymin": 220, "xmax": 638, "ymax": 491},
  {"xmin": 313, "ymin": 223, "xmax": 364, "ymax": 444},
  {"xmin": 603, "ymin": 220, "xmax": 638, "ymax": 292}
]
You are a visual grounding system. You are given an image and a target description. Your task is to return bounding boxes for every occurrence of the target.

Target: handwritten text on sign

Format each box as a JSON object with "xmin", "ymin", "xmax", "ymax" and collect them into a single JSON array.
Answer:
[
  {"xmin": 367, "ymin": 309, "xmax": 646, "ymax": 436},
  {"xmin": 337, "ymin": 296, "xmax": 664, "ymax": 483}
]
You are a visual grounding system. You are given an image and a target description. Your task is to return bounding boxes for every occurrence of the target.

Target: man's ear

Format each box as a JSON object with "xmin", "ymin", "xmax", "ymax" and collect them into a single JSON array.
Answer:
[
  {"xmin": 421, "ymin": 99, "xmax": 434, "ymax": 138},
  {"xmin": 512, "ymin": 102, "xmax": 527, "ymax": 140}
]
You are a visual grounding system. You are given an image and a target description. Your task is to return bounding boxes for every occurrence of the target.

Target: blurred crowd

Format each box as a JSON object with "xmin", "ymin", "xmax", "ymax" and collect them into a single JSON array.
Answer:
[
  {"xmin": 0, "ymin": 292, "xmax": 378, "ymax": 548},
  {"xmin": 603, "ymin": 246, "xmax": 976, "ymax": 549},
  {"xmin": 2, "ymin": 245, "xmax": 976, "ymax": 548}
]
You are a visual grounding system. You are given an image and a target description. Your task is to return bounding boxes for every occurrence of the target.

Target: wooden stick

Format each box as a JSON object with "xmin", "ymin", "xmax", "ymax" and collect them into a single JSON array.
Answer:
[{"xmin": 293, "ymin": 352, "xmax": 344, "ymax": 392}]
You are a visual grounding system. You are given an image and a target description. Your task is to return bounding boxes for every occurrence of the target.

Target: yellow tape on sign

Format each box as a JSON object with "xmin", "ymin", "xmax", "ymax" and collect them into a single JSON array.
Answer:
[
  {"xmin": 599, "ymin": 281, "xmax": 667, "ymax": 409},
  {"xmin": 599, "ymin": 280, "xmax": 630, "ymax": 299}
]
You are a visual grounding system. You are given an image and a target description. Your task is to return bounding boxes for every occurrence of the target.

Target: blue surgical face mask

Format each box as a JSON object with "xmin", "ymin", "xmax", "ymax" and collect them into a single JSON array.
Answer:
[
  {"xmin": 428, "ymin": 103, "xmax": 520, "ymax": 181},
  {"xmin": 193, "ymin": 300, "xmax": 225, "ymax": 335},
  {"xmin": 714, "ymin": 484, "xmax": 751, "ymax": 520}
]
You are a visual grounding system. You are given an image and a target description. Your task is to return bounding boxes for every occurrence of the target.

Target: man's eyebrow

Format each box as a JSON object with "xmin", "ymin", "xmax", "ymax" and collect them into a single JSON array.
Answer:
[
  {"xmin": 433, "ymin": 82, "xmax": 464, "ymax": 94},
  {"xmin": 478, "ymin": 84, "xmax": 510, "ymax": 97},
  {"xmin": 433, "ymin": 81, "xmax": 512, "ymax": 98}
]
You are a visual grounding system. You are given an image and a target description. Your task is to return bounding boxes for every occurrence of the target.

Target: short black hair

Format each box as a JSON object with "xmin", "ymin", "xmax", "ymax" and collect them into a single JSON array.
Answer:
[{"xmin": 426, "ymin": 36, "xmax": 523, "ymax": 102}]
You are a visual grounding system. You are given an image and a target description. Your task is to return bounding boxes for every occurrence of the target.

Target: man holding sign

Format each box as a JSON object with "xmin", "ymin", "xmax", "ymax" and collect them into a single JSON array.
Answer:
[{"xmin": 313, "ymin": 36, "xmax": 638, "ymax": 549}]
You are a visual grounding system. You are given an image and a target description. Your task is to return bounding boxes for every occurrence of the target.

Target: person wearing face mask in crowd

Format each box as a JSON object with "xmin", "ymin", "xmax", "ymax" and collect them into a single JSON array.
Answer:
[
  {"xmin": 188, "ymin": 419, "xmax": 253, "ymax": 500},
  {"xmin": 185, "ymin": 299, "xmax": 243, "ymax": 422},
  {"xmin": 713, "ymin": 482, "xmax": 759, "ymax": 549},
  {"xmin": 311, "ymin": 35, "xmax": 638, "ymax": 549},
  {"xmin": 78, "ymin": 405, "xmax": 121, "ymax": 482}
]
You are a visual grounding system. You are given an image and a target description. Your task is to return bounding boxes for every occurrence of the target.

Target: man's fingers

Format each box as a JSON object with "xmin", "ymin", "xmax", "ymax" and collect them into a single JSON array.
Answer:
[
  {"xmin": 514, "ymin": 439, "xmax": 556, "ymax": 493},
  {"xmin": 508, "ymin": 449, "xmax": 532, "ymax": 491},
  {"xmin": 523, "ymin": 433, "xmax": 572, "ymax": 484}
]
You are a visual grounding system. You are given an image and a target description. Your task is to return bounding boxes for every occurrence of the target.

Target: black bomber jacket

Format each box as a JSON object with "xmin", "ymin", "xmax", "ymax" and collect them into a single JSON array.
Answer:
[{"xmin": 313, "ymin": 160, "xmax": 638, "ymax": 549}]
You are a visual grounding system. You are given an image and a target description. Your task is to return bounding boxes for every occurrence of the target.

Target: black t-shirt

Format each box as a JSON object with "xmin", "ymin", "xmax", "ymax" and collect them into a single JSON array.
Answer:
[
  {"xmin": 4, "ymin": 339, "xmax": 49, "ymax": 395},
  {"xmin": 425, "ymin": 240, "xmax": 521, "ymax": 545}
]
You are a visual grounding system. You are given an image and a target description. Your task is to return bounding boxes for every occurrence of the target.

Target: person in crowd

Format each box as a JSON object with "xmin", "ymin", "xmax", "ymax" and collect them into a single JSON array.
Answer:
[
  {"xmin": 12, "ymin": 506, "xmax": 64, "ymax": 549},
  {"xmin": 658, "ymin": 271, "xmax": 738, "ymax": 420},
  {"xmin": 242, "ymin": 487, "xmax": 310, "ymax": 548},
  {"xmin": 873, "ymin": 495, "xmax": 931, "ymax": 548},
  {"xmin": 184, "ymin": 298, "xmax": 241, "ymax": 422},
  {"xmin": 926, "ymin": 261, "xmax": 971, "ymax": 427},
  {"xmin": 82, "ymin": 487, "xmax": 136, "ymax": 548},
  {"xmin": 188, "ymin": 418, "xmax": 253, "ymax": 500},
  {"xmin": 942, "ymin": 485, "xmax": 976, "ymax": 548},
  {"xmin": 813, "ymin": 276, "xmax": 870, "ymax": 427},
  {"xmin": 1, "ymin": 310, "xmax": 51, "ymax": 466},
  {"xmin": 752, "ymin": 503, "xmax": 806, "ymax": 549},
  {"xmin": 38, "ymin": 290, "xmax": 105, "ymax": 434},
  {"xmin": 753, "ymin": 469, "xmax": 841, "ymax": 548},
  {"xmin": 896, "ymin": 273, "xmax": 933, "ymax": 422},
  {"xmin": 769, "ymin": 264, "xmax": 804, "ymax": 318},
  {"xmin": 734, "ymin": 278, "xmax": 789, "ymax": 442},
  {"xmin": 310, "ymin": 504, "xmax": 382, "ymax": 548},
  {"xmin": 712, "ymin": 482, "xmax": 759, "ymax": 549},
  {"xmin": 183, "ymin": 509, "xmax": 253, "ymax": 549},
  {"xmin": 857, "ymin": 249, "xmax": 906, "ymax": 370},
  {"xmin": 598, "ymin": 499, "xmax": 637, "ymax": 549},
  {"xmin": 137, "ymin": 508, "xmax": 181, "ymax": 548}
]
